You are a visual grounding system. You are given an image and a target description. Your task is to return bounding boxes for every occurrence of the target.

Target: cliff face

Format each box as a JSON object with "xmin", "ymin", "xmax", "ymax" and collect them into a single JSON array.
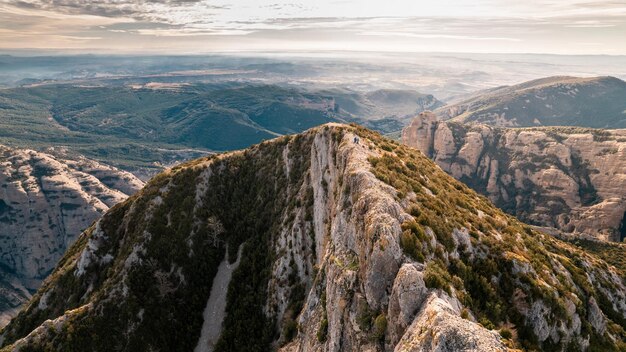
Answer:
[
  {"xmin": 0, "ymin": 146, "xmax": 143, "ymax": 326},
  {"xmin": 402, "ymin": 112, "xmax": 626, "ymax": 242},
  {"xmin": 2, "ymin": 125, "xmax": 625, "ymax": 351},
  {"xmin": 435, "ymin": 76, "xmax": 626, "ymax": 128}
]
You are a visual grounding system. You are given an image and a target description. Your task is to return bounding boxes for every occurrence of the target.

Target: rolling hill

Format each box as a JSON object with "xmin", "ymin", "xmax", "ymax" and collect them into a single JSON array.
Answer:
[
  {"xmin": 0, "ymin": 83, "xmax": 436, "ymax": 176},
  {"xmin": 435, "ymin": 76, "xmax": 626, "ymax": 128}
]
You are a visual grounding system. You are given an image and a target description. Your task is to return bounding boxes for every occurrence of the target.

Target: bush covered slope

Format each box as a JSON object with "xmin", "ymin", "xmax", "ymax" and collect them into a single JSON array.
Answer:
[
  {"xmin": 1, "ymin": 124, "xmax": 625, "ymax": 351},
  {"xmin": 436, "ymin": 76, "xmax": 626, "ymax": 128}
]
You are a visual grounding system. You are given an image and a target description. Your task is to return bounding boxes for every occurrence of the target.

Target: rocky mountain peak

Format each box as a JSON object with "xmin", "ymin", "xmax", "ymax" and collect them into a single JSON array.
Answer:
[{"xmin": 1, "ymin": 125, "xmax": 625, "ymax": 351}]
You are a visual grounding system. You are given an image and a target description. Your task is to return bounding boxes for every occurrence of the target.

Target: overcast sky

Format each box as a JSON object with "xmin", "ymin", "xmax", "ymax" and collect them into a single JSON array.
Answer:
[{"xmin": 1, "ymin": 0, "xmax": 625, "ymax": 54}]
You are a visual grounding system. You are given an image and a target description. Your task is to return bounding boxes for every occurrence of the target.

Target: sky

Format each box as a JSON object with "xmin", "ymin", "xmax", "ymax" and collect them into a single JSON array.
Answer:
[{"xmin": 0, "ymin": 0, "xmax": 625, "ymax": 54}]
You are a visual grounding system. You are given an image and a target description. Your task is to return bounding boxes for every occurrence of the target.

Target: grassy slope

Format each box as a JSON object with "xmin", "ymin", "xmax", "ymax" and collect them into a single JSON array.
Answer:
[{"xmin": 445, "ymin": 76, "xmax": 626, "ymax": 128}]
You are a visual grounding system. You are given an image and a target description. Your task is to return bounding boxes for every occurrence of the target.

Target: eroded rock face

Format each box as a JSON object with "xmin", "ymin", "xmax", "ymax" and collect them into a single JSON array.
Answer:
[
  {"xmin": 403, "ymin": 113, "xmax": 626, "ymax": 241},
  {"xmin": 0, "ymin": 145, "xmax": 143, "ymax": 325},
  {"xmin": 387, "ymin": 264, "xmax": 427, "ymax": 347},
  {"xmin": 2, "ymin": 125, "xmax": 625, "ymax": 351},
  {"xmin": 395, "ymin": 294, "xmax": 506, "ymax": 352}
]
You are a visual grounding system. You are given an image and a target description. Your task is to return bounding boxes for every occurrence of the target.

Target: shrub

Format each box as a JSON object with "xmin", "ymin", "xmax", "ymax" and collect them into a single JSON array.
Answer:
[
  {"xmin": 282, "ymin": 320, "xmax": 298, "ymax": 343},
  {"xmin": 317, "ymin": 317, "xmax": 328, "ymax": 342},
  {"xmin": 407, "ymin": 204, "xmax": 421, "ymax": 217},
  {"xmin": 373, "ymin": 314, "xmax": 387, "ymax": 341},
  {"xmin": 479, "ymin": 317, "xmax": 495, "ymax": 330},
  {"xmin": 500, "ymin": 328, "xmax": 513, "ymax": 339},
  {"xmin": 424, "ymin": 262, "xmax": 452, "ymax": 294},
  {"xmin": 357, "ymin": 305, "xmax": 374, "ymax": 331},
  {"xmin": 400, "ymin": 230, "xmax": 424, "ymax": 262}
]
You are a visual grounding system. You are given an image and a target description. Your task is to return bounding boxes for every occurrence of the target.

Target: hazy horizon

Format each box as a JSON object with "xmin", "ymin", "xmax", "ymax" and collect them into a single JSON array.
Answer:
[{"xmin": 1, "ymin": 0, "xmax": 625, "ymax": 55}]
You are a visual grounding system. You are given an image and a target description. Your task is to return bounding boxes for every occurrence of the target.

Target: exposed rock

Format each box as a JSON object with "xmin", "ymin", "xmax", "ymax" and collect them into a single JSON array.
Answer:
[
  {"xmin": 2, "ymin": 124, "xmax": 624, "ymax": 351},
  {"xmin": 0, "ymin": 145, "xmax": 143, "ymax": 325},
  {"xmin": 387, "ymin": 264, "xmax": 427, "ymax": 346},
  {"xmin": 395, "ymin": 294, "xmax": 507, "ymax": 352},
  {"xmin": 402, "ymin": 113, "xmax": 626, "ymax": 241},
  {"xmin": 588, "ymin": 297, "xmax": 607, "ymax": 335}
]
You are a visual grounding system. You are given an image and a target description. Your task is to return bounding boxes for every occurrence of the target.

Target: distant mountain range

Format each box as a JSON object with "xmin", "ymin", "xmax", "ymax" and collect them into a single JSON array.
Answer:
[
  {"xmin": 2, "ymin": 124, "xmax": 625, "ymax": 351},
  {"xmin": 435, "ymin": 76, "xmax": 626, "ymax": 128},
  {"xmin": 0, "ymin": 145, "xmax": 143, "ymax": 327}
]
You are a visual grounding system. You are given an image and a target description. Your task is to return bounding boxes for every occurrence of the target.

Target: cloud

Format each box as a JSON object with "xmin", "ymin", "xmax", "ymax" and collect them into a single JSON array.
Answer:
[
  {"xmin": 135, "ymin": 28, "xmax": 253, "ymax": 36},
  {"xmin": 0, "ymin": 0, "xmax": 625, "ymax": 54},
  {"xmin": 7, "ymin": 0, "xmax": 228, "ymax": 22},
  {"xmin": 359, "ymin": 31, "xmax": 522, "ymax": 42}
]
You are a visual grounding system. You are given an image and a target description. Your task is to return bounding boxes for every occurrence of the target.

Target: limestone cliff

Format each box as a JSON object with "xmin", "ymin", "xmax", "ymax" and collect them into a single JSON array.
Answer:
[
  {"xmin": 1, "ymin": 125, "xmax": 625, "ymax": 351},
  {"xmin": 0, "ymin": 146, "xmax": 143, "ymax": 326},
  {"xmin": 403, "ymin": 112, "xmax": 626, "ymax": 242}
]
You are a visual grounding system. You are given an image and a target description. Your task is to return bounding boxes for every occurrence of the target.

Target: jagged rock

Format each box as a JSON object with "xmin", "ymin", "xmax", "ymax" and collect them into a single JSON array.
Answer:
[
  {"xmin": 402, "ymin": 114, "xmax": 626, "ymax": 241},
  {"xmin": 0, "ymin": 145, "xmax": 143, "ymax": 326},
  {"xmin": 2, "ymin": 124, "xmax": 625, "ymax": 351},
  {"xmin": 387, "ymin": 264, "xmax": 427, "ymax": 346},
  {"xmin": 395, "ymin": 294, "xmax": 506, "ymax": 352},
  {"xmin": 588, "ymin": 297, "xmax": 607, "ymax": 335}
]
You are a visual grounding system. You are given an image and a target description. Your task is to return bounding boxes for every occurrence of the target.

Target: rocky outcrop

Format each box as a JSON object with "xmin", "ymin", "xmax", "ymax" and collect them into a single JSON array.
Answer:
[
  {"xmin": 2, "ymin": 125, "xmax": 625, "ymax": 351},
  {"xmin": 403, "ymin": 112, "xmax": 626, "ymax": 242},
  {"xmin": 0, "ymin": 146, "xmax": 143, "ymax": 326},
  {"xmin": 435, "ymin": 76, "xmax": 626, "ymax": 128},
  {"xmin": 396, "ymin": 294, "xmax": 506, "ymax": 352}
]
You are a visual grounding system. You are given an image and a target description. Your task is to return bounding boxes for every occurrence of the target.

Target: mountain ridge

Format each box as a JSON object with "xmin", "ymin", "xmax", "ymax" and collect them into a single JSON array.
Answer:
[
  {"xmin": 1, "ymin": 124, "xmax": 625, "ymax": 351},
  {"xmin": 435, "ymin": 76, "xmax": 626, "ymax": 128}
]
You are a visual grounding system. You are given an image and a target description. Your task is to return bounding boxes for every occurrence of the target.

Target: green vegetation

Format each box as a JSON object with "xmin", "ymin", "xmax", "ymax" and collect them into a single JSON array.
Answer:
[
  {"xmin": 399, "ymin": 220, "xmax": 427, "ymax": 262},
  {"xmin": 567, "ymin": 238, "xmax": 626, "ymax": 278},
  {"xmin": 500, "ymin": 328, "xmax": 513, "ymax": 340},
  {"xmin": 356, "ymin": 304, "xmax": 374, "ymax": 332},
  {"xmin": 447, "ymin": 76, "xmax": 626, "ymax": 128},
  {"xmin": 0, "ymin": 84, "xmax": 339, "ymax": 173},
  {"xmin": 1, "ymin": 129, "xmax": 319, "ymax": 351},
  {"xmin": 373, "ymin": 313, "xmax": 387, "ymax": 341},
  {"xmin": 424, "ymin": 261, "xmax": 452, "ymax": 294},
  {"xmin": 317, "ymin": 317, "xmax": 329, "ymax": 343},
  {"xmin": 0, "ymin": 83, "xmax": 410, "ymax": 175},
  {"xmin": 3, "ymin": 124, "xmax": 626, "ymax": 351},
  {"xmin": 352, "ymin": 124, "xmax": 626, "ymax": 351}
]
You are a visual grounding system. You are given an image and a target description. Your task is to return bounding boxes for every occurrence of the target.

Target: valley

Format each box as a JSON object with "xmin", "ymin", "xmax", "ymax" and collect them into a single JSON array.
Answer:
[
  {"xmin": 0, "ymin": 55, "xmax": 625, "ymax": 351},
  {"xmin": 3, "ymin": 0, "xmax": 626, "ymax": 349},
  {"xmin": 0, "ymin": 82, "xmax": 440, "ymax": 177}
]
